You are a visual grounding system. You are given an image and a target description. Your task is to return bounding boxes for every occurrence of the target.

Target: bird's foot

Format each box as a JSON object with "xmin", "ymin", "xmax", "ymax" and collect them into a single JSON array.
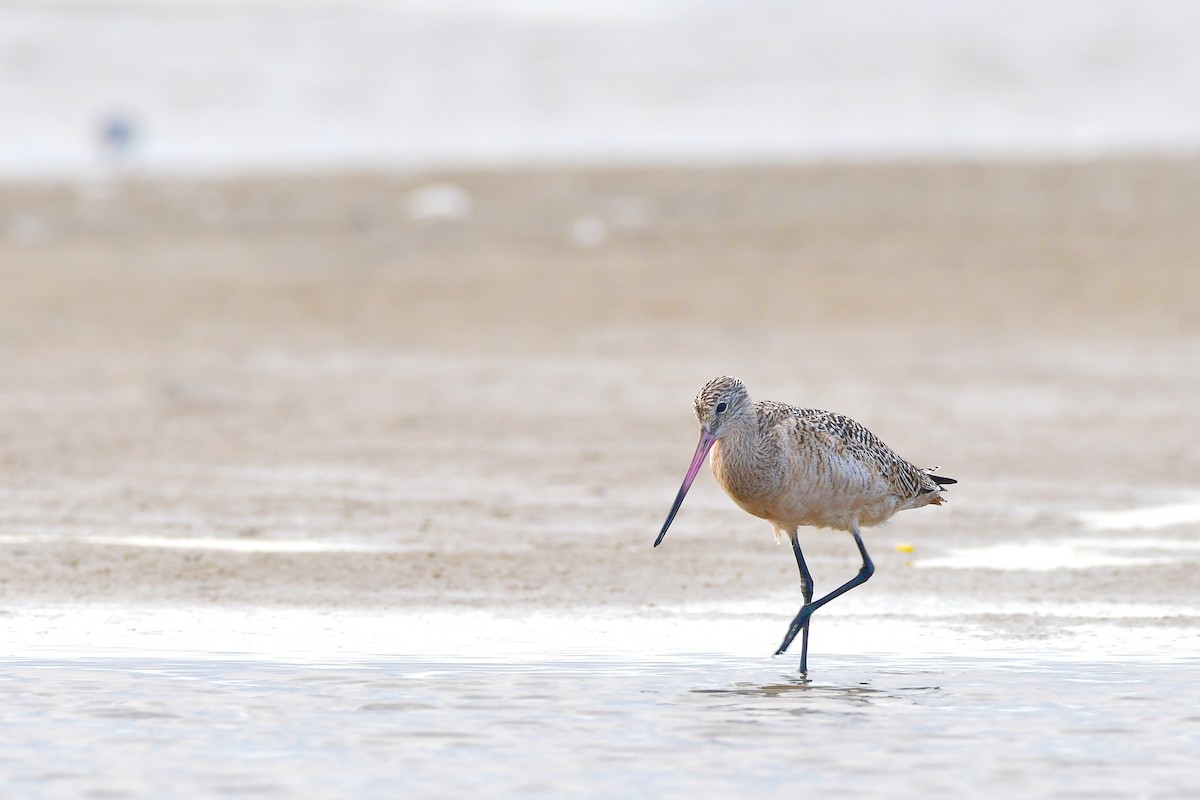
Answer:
[{"xmin": 774, "ymin": 606, "xmax": 815, "ymax": 655}]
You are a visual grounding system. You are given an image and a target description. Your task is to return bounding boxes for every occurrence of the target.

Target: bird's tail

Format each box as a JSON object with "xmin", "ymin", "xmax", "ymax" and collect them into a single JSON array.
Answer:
[
  {"xmin": 924, "ymin": 466, "xmax": 957, "ymax": 486},
  {"xmin": 923, "ymin": 467, "xmax": 956, "ymax": 504}
]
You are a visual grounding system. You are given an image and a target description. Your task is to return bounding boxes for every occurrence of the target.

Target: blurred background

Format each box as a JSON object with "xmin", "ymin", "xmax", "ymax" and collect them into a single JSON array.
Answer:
[
  {"xmin": 0, "ymin": 0, "xmax": 1197, "ymax": 616},
  {"xmin": 3, "ymin": 0, "xmax": 1200, "ymax": 177},
  {"xmin": 3, "ymin": 2, "xmax": 1200, "ymax": 797}
]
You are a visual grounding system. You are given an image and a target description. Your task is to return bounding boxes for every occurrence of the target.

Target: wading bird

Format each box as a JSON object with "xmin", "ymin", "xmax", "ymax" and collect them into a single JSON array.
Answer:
[{"xmin": 655, "ymin": 376, "xmax": 955, "ymax": 674}]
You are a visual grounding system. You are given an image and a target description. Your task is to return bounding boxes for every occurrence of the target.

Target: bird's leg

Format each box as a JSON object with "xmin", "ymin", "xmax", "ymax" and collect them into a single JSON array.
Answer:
[
  {"xmin": 788, "ymin": 531, "xmax": 814, "ymax": 676},
  {"xmin": 775, "ymin": 526, "xmax": 875, "ymax": 658}
]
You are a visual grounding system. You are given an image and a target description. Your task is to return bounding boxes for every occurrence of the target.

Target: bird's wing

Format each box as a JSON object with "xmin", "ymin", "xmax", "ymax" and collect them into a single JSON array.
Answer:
[{"xmin": 785, "ymin": 407, "xmax": 941, "ymax": 499}]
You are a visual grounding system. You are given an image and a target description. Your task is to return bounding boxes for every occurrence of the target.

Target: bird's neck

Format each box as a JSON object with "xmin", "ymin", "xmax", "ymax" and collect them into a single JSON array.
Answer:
[
  {"xmin": 713, "ymin": 411, "xmax": 761, "ymax": 464},
  {"xmin": 711, "ymin": 409, "xmax": 782, "ymax": 508}
]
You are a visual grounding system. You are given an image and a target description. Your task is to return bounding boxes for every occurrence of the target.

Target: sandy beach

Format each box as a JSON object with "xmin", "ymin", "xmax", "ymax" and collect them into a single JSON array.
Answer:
[
  {"xmin": 3, "ymin": 159, "xmax": 1198, "ymax": 615},
  {"xmin": 2, "ymin": 159, "xmax": 1199, "ymax": 798}
]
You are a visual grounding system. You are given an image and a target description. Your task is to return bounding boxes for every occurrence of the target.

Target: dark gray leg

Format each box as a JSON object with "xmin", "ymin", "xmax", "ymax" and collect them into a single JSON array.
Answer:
[
  {"xmin": 776, "ymin": 526, "xmax": 874, "ymax": 661},
  {"xmin": 789, "ymin": 532, "xmax": 814, "ymax": 675}
]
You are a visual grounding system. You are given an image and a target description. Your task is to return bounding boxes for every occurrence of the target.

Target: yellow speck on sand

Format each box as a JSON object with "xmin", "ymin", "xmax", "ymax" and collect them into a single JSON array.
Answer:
[{"xmin": 895, "ymin": 543, "xmax": 915, "ymax": 553}]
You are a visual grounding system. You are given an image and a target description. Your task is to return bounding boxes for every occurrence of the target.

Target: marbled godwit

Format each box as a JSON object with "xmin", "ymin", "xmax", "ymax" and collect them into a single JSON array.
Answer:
[{"xmin": 655, "ymin": 376, "xmax": 955, "ymax": 673}]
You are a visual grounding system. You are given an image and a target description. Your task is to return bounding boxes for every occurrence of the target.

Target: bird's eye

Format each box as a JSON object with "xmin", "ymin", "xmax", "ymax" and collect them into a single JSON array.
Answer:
[{"xmin": 715, "ymin": 402, "xmax": 728, "ymax": 414}]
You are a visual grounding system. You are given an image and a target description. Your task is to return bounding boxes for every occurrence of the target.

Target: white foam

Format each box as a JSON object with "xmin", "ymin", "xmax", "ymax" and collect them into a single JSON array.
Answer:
[
  {"xmin": 913, "ymin": 540, "xmax": 1181, "ymax": 572},
  {"xmin": 913, "ymin": 534, "xmax": 1200, "ymax": 572},
  {"xmin": 1076, "ymin": 498, "xmax": 1200, "ymax": 531},
  {"xmin": 6, "ymin": 594, "xmax": 1195, "ymax": 664}
]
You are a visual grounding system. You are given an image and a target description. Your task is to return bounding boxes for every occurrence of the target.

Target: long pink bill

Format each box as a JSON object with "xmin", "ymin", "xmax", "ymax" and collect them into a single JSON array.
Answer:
[{"xmin": 654, "ymin": 428, "xmax": 717, "ymax": 547}]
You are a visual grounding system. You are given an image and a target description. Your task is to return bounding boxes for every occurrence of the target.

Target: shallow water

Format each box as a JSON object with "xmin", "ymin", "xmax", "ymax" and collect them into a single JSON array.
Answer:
[
  {"xmin": 3, "ymin": 655, "xmax": 1197, "ymax": 799},
  {"xmin": 3, "ymin": 607, "xmax": 1198, "ymax": 799}
]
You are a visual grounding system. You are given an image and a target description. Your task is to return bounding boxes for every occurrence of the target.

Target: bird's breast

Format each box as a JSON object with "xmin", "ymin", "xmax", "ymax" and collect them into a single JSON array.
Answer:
[
  {"xmin": 710, "ymin": 439, "xmax": 785, "ymax": 521},
  {"xmin": 711, "ymin": 433, "xmax": 893, "ymax": 530}
]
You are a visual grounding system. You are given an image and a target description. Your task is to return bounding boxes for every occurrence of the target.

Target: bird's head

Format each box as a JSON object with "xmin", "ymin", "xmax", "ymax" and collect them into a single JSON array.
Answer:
[
  {"xmin": 693, "ymin": 375, "xmax": 751, "ymax": 438},
  {"xmin": 654, "ymin": 376, "xmax": 752, "ymax": 548}
]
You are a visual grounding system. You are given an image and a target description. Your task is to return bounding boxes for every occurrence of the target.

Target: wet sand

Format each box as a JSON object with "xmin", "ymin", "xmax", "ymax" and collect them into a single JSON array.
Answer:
[
  {"xmin": 1, "ymin": 160, "xmax": 1199, "ymax": 797},
  {"xmin": 2, "ymin": 159, "xmax": 1198, "ymax": 615}
]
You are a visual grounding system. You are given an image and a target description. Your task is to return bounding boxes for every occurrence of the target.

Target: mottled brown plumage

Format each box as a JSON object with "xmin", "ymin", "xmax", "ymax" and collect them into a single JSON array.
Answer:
[
  {"xmin": 658, "ymin": 376, "xmax": 955, "ymax": 673},
  {"xmin": 697, "ymin": 377, "xmax": 950, "ymax": 535}
]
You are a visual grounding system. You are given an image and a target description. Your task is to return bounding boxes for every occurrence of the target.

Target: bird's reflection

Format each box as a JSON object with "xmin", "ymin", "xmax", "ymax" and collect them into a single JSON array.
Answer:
[{"xmin": 692, "ymin": 677, "xmax": 941, "ymax": 708}]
